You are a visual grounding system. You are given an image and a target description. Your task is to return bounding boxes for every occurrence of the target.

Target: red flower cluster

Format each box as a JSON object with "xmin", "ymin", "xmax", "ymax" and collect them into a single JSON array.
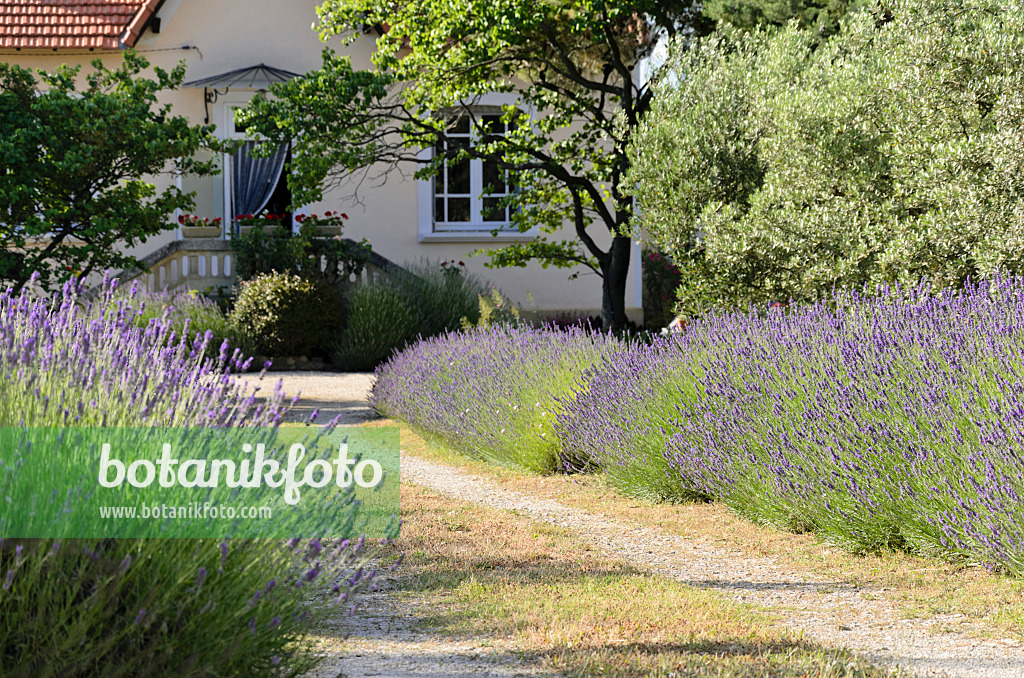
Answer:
[{"xmin": 295, "ymin": 211, "xmax": 349, "ymax": 224}]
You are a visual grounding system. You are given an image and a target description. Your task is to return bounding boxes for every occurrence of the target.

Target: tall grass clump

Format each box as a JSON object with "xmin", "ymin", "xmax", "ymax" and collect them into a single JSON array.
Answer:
[
  {"xmin": 333, "ymin": 283, "xmax": 417, "ymax": 372},
  {"xmin": 0, "ymin": 277, "xmax": 384, "ymax": 676},
  {"xmin": 560, "ymin": 278, "xmax": 1024, "ymax": 575},
  {"xmin": 399, "ymin": 259, "xmax": 490, "ymax": 336},
  {"xmin": 371, "ymin": 325, "xmax": 622, "ymax": 473},
  {"xmin": 333, "ymin": 259, "xmax": 491, "ymax": 371}
]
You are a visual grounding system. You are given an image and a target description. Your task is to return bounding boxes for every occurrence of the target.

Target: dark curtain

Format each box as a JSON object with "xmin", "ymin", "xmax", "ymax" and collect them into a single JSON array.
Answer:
[{"xmin": 232, "ymin": 141, "xmax": 288, "ymax": 219}]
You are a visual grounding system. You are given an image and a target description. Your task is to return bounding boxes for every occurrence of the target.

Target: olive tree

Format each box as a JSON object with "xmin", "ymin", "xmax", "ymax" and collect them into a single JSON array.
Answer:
[{"xmin": 627, "ymin": 0, "xmax": 1024, "ymax": 312}]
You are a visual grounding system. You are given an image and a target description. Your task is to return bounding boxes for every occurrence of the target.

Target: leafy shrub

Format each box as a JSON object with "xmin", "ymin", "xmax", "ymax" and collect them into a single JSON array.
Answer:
[
  {"xmin": 461, "ymin": 287, "xmax": 524, "ymax": 331},
  {"xmin": 628, "ymin": 0, "xmax": 1024, "ymax": 309},
  {"xmin": 230, "ymin": 272, "xmax": 345, "ymax": 358},
  {"xmin": 0, "ymin": 278, "xmax": 382, "ymax": 676},
  {"xmin": 333, "ymin": 283, "xmax": 417, "ymax": 371},
  {"xmin": 371, "ymin": 325, "xmax": 622, "ymax": 474}
]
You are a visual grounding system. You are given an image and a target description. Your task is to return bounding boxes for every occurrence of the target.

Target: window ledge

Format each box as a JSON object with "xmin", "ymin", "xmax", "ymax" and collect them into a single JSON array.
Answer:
[{"xmin": 418, "ymin": 230, "xmax": 537, "ymax": 243}]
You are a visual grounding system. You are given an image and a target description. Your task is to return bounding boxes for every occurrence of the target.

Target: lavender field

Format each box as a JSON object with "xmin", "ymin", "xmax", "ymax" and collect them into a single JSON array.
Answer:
[
  {"xmin": 0, "ymin": 279, "xmax": 384, "ymax": 677},
  {"xmin": 374, "ymin": 278, "xmax": 1024, "ymax": 576}
]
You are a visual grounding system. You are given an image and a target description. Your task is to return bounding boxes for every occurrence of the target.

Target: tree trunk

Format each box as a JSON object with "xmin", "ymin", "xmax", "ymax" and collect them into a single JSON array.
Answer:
[{"xmin": 600, "ymin": 234, "xmax": 631, "ymax": 332}]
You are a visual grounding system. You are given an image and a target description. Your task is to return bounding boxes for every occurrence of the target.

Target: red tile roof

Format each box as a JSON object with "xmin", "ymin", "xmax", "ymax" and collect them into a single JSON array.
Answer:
[{"xmin": 0, "ymin": 0, "xmax": 159, "ymax": 50}]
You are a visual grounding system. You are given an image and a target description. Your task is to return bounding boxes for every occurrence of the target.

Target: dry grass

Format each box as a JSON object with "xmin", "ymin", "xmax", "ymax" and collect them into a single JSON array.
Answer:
[
  {"xmin": 364, "ymin": 419, "xmax": 1024, "ymax": 641},
  {"xmin": 391, "ymin": 482, "xmax": 898, "ymax": 677}
]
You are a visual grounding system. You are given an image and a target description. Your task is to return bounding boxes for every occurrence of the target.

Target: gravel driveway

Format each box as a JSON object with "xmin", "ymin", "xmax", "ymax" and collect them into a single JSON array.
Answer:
[{"xmin": 237, "ymin": 371, "xmax": 378, "ymax": 425}]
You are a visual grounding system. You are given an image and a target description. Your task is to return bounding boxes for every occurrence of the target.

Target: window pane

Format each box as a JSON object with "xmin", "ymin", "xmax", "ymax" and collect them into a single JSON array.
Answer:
[
  {"xmin": 451, "ymin": 115, "xmax": 470, "ymax": 135},
  {"xmin": 446, "ymin": 137, "xmax": 470, "ymax": 194},
  {"xmin": 483, "ymin": 160, "xmax": 505, "ymax": 194},
  {"xmin": 434, "ymin": 197, "xmax": 445, "ymax": 222},
  {"xmin": 483, "ymin": 198, "xmax": 507, "ymax": 222},
  {"xmin": 448, "ymin": 198, "xmax": 471, "ymax": 222}
]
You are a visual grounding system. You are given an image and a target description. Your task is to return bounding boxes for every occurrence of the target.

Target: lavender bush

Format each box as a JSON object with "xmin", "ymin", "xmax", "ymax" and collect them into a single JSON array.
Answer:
[
  {"xmin": 376, "ymin": 278, "xmax": 1024, "ymax": 575},
  {"xmin": 107, "ymin": 285, "xmax": 236, "ymax": 360},
  {"xmin": 371, "ymin": 325, "xmax": 622, "ymax": 473},
  {"xmin": 562, "ymin": 279, "xmax": 1024, "ymax": 573},
  {"xmin": 0, "ymin": 278, "xmax": 385, "ymax": 676}
]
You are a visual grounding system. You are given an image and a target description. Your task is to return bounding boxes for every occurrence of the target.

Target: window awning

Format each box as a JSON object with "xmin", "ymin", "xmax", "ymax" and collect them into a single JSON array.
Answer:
[
  {"xmin": 182, "ymin": 64, "xmax": 302, "ymax": 90},
  {"xmin": 183, "ymin": 64, "xmax": 302, "ymax": 124}
]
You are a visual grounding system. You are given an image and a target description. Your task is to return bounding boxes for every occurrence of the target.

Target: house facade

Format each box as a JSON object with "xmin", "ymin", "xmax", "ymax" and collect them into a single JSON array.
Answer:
[{"xmin": 0, "ymin": 0, "xmax": 643, "ymax": 321}]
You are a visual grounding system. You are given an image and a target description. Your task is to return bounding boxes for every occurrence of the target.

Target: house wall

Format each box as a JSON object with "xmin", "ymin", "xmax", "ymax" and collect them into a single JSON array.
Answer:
[{"xmin": 0, "ymin": 0, "xmax": 643, "ymax": 322}]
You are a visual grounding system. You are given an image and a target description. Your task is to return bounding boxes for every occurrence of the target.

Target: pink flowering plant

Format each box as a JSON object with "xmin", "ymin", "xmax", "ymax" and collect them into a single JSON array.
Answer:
[
  {"xmin": 439, "ymin": 259, "xmax": 466, "ymax": 279},
  {"xmin": 642, "ymin": 248, "xmax": 682, "ymax": 329},
  {"xmin": 235, "ymin": 212, "xmax": 287, "ymax": 229}
]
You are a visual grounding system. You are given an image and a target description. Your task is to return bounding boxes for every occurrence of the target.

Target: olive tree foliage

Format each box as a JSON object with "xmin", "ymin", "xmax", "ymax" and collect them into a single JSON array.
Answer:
[
  {"xmin": 626, "ymin": 0, "xmax": 1024, "ymax": 313},
  {"xmin": 241, "ymin": 0, "xmax": 710, "ymax": 330},
  {"xmin": 0, "ymin": 52, "xmax": 224, "ymax": 292}
]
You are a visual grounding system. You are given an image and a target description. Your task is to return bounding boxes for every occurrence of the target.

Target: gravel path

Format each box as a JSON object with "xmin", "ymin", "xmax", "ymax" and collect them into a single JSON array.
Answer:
[
  {"xmin": 401, "ymin": 455, "xmax": 1024, "ymax": 678},
  {"xmin": 306, "ymin": 592, "xmax": 548, "ymax": 678},
  {"xmin": 237, "ymin": 371, "xmax": 378, "ymax": 425},
  {"xmin": 279, "ymin": 372, "xmax": 1024, "ymax": 678}
]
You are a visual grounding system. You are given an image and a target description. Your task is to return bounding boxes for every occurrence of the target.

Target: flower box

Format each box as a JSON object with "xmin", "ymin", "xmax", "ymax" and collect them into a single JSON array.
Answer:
[
  {"xmin": 180, "ymin": 226, "xmax": 223, "ymax": 238},
  {"xmin": 178, "ymin": 214, "xmax": 223, "ymax": 239}
]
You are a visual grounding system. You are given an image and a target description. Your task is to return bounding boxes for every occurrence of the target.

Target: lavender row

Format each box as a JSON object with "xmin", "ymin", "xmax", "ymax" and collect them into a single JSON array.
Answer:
[
  {"xmin": 375, "ymin": 279, "xmax": 1024, "ymax": 575},
  {"xmin": 371, "ymin": 324, "xmax": 622, "ymax": 473}
]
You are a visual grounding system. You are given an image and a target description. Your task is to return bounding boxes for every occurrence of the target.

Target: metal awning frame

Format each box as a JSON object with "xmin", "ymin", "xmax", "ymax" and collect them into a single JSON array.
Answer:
[{"xmin": 182, "ymin": 64, "xmax": 302, "ymax": 124}]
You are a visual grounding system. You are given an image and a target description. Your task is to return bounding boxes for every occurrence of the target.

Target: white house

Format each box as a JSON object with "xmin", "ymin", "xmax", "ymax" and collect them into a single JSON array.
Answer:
[{"xmin": 0, "ymin": 0, "xmax": 643, "ymax": 321}]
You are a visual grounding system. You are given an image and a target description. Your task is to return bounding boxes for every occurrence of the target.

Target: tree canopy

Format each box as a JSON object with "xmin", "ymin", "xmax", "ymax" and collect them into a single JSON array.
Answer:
[
  {"xmin": 0, "ymin": 52, "xmax": 224, "ymax": 291},
  {"xmin": 627, "ymin": 0, "xmax": 1024, "ymax": 312},
  {"xmin": 243, "ymin": 0, "xmax": 711, "ymax": 329}
]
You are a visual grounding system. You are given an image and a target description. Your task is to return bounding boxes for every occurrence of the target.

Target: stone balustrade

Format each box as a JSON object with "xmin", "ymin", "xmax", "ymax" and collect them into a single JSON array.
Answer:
[{"xmin": 104, "ymin": 238, "xmax": 412, "ymax": 295}]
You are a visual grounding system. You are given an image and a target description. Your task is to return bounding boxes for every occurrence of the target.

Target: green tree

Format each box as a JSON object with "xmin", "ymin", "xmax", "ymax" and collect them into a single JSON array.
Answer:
[
  {"xmin": 242, "ymin": 0, "xmax": 711, "ymax": 330},
  {"xmin": 0, "ymin": 52, "xmax": 224, "ymax": 291},
  {"xmin": 626, "ymin": 0, "xmax": 1024, "ymax": 311}
]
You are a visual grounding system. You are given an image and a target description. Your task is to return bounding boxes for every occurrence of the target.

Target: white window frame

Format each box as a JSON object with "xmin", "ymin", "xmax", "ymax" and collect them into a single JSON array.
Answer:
[{"xmin": 417, "ymin": 94, "xmax": 538, "ymax": 243}]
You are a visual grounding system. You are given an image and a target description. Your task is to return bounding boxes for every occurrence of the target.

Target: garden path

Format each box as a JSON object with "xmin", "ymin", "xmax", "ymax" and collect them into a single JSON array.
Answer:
[{"xmin": 275, "ymin": 372, "xmax": 1024, "ymax": 678}]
